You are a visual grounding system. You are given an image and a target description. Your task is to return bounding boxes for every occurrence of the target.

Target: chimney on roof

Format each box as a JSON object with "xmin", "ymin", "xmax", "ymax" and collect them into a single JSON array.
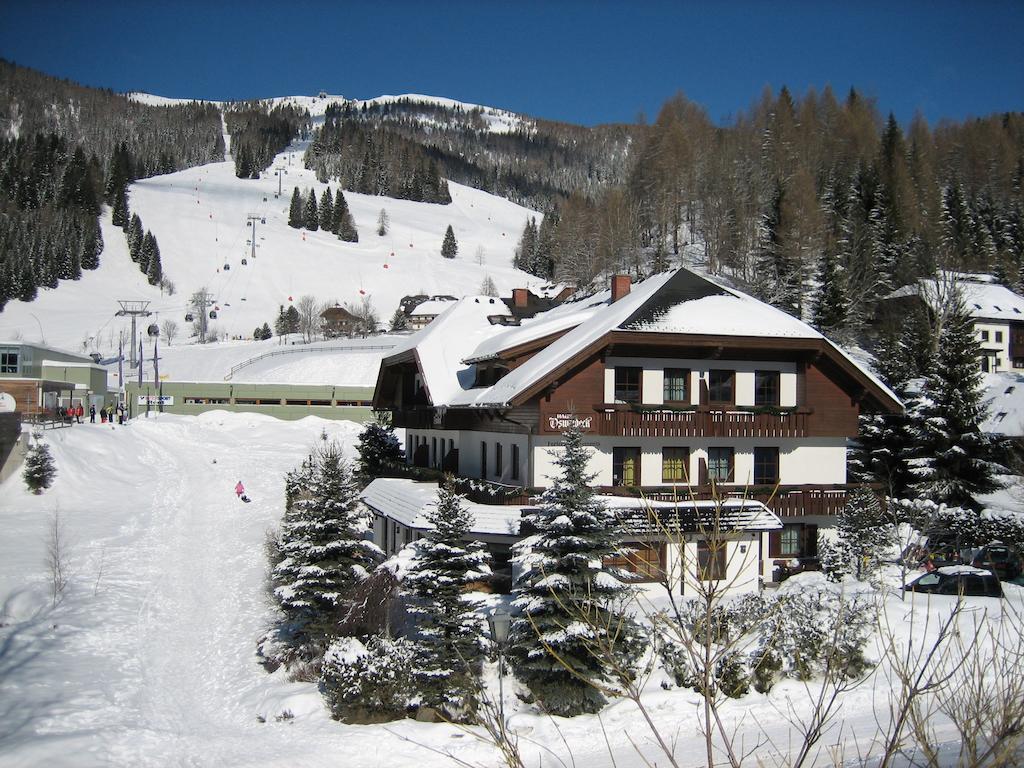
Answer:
[
  {"xmin": 611, "ymin": 274, "xmax": 631, "ymax": 303},
  {"xmin": 512, "ymin": 288, "xmax": 528, "ymax": 308}
]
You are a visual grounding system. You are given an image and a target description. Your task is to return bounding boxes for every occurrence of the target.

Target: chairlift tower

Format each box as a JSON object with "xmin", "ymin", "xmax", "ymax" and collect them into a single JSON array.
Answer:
[
  {"xmin": 115, "ymin": 300, "xmax": 152, "ymax": 368},
  {"xmin": 246, "ymin": 214, "xmax": 261, "ymax": 261},
  {"xmin": 273, "ymin": 166, "xmax": 284, "ymax": 198}
]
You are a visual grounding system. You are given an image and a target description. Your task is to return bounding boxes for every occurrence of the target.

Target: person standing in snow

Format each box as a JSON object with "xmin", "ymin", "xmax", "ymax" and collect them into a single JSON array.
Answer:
[
  {"xmin": 75, "ymin": 403, "xmax": 84, "ymax": 424},
  {"xmin": 235, "ymin": 480, "xmax": 245, "ymax": 499},
  {"xmin": 89, "ymin": 404, "xmax": 96, "ymax": 423}
]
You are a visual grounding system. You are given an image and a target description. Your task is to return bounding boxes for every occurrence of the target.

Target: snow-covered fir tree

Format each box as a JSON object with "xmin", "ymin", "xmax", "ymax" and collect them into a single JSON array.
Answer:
[
  {"xmin": 377, "ymin": 208, "xmax": 389, "ymax": 236},
  {"xmin": 288, "ymin": 187, "xmax": 303, "ymax": 228},
  {"xmin": 23, "ymin": 439, "xmax": 56, "ymax": 494},
  {"xmin": 355, "ymin": 412, "xmax": 403, "ymax": 484},
  {"xmin": 388, "ymin": 309, "xmax": 408, "ymax": 332},
  {"xmin": 833, "ymin": 487, "xmax": 893, "ymax": 580},
  {"xmin": 509, "ymin": 425, "xmax": 642, "ymax": 716},
  {"xmin": 907, "ymin": 293, "xmax": 1003, "ymax": 508},
  {"xmin": 318, "ymin": 187, "xmax": 334, "ymax": 232},
  {"xmin": 303, "ymin": 188, "xmax": 319, "ymax": 231},
  {"xmin": 403, "ymin": 479, "xmax": 491, "ymax": 715},
  {"xmin": 333, "ymin": 190, "xmax": 358, "ymax": 242},
  {"xmin": 272, "ymin": 441, "xmax": 383, "ymax": 659},
  {"xmin": 441, "ymin": 224, "xmax": 458, "ymax": 258}
]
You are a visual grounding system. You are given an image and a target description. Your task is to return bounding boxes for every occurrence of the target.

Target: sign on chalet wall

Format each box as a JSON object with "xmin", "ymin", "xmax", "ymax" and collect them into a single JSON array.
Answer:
[
  {"xmin": 542, "ymin": 411, "xmax": 595, "ymax": 434},
  {"xmin": 137, "ymin": 395, "xmax": 174, "ymax": 406}
]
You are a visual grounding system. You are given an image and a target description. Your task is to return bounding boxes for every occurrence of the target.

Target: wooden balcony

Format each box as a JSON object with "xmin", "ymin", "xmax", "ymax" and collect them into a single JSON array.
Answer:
[
  {"xmin": 599, "ymin": 484, "xmax": 861, "ymax": 518},
  {"xmin": 596, "ymin": 406, "xmax": 810, "ymax": 439}
]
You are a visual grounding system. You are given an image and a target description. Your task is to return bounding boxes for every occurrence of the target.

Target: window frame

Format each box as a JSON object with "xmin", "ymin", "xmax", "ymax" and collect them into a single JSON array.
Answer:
[
  {"xmin": 495, "ymin": 442, "xmax": 503, "ymax": 478},
  {"xmin": 480, "ymin": 441, "xmax": 488, "ymax": 479},
  {"xmin": 663, "ymin": 367, "xmax": 689, "ymax": 403},
  {"xmin": 754, "ymin": 370, "xmax": 780, "ymax": 407},
  {"xmin": 0, "ymin": 350, "xmax": 18, "ymax": 374},
  {"xmin": 662, "ymin": 446, "xmax": 690, "ymax": 483},
  {"xmin": 511, "ymin": 444, "xmax": 520, "ymax": 481},
  {"xmin": 614, "ymin": 366, "xmax": 643, "ymax": 404},
  {"xmin": 707, "ymin": 369, "xmax": 735, "ymax": 406},
  {"xmin": 612, "ymin": 446, "xmax": 641, "ymax": 487},
  {"xmin": 697, "ymin": 540, "xmax": 727, "ymax": 581},
  {"xmin": 753, "ymin": 446, "xmax": 780, "ymax": 485},
  {"xmin": 779, "ymin": 526, "xmax": 801, "ymax": 557},
  {"xmin": 706, "ymin": 446, "xmax": 735, "ymax": 483}
]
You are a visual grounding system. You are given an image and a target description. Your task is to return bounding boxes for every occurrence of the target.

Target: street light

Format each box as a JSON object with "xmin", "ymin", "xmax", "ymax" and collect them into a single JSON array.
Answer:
[{"xmin": 488, "ymin": 608, "xmax": 512, "ymax": 741}]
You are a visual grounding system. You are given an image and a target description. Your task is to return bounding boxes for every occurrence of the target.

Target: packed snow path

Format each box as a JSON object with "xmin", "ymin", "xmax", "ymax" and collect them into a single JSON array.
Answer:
[{"xmin": 0, "ymin": 413, "xmax": 488, "ymax": 767}]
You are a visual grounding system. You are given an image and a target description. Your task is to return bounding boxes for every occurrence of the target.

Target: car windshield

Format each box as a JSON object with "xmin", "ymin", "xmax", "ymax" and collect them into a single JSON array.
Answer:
[{"xmin": 915, "ymin": 574, "xmax": 940, "ymax": 587}]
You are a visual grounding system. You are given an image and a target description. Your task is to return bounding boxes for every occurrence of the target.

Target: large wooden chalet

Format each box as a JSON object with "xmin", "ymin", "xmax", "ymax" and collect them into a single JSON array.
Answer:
[{"xmin": 369, "ymin": 269, "xmax": 902, "ymax": 584}]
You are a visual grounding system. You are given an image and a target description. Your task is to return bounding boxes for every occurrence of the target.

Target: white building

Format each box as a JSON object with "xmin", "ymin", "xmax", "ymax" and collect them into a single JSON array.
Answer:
[
  {"xmin": 371, "ymin": 269, "xmax": 901, "ymax": 589},
  {"xmin": 884, "ymin": 274, "xmax": 1024, "ymax": 373}
]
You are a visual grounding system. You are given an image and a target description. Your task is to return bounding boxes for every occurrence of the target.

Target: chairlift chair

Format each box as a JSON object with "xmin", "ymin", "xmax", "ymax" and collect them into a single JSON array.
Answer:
[
  {"xmin": 209, "ymin": 310, "xmax": 218, "ymax": 319},
  {"xmin": 241, "ymin": 258, "xmax": 248, "ymax": 265},
  {"xmin": 185, "ymin": 312, "xmax": 195, "ymax": 322},
  {"xmin": 223, "ymin": 263, "xmax": 231, "ymax": 270}
]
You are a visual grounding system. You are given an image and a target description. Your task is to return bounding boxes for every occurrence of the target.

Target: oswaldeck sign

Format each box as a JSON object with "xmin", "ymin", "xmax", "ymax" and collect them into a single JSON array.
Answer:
[
  {"xmin": 543, "ymin": 412, "xmax": 594, "ymax": 433},
  {"xmin": 137, "ymin": 395, "xmax": 174, "ymax": 406}
]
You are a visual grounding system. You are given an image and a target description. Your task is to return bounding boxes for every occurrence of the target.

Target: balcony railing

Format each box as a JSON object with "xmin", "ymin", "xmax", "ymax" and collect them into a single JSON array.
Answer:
[
  {"xmin": 597, "ymin": 406, "xmax": 809, "ymax": 439},
  {"xmin": 599, "ymin": 484, "xmax": 859, "ymax": 518}
]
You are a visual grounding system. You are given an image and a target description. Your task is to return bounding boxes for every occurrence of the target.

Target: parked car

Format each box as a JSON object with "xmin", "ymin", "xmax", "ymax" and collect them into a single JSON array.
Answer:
[
  {"xmin": 971, "ymin": 542, "xmax": 1023, "ymax": 581},
  {"xmin": 903, "ymin": 566, "xmax": 1003, "ymax": 598}
]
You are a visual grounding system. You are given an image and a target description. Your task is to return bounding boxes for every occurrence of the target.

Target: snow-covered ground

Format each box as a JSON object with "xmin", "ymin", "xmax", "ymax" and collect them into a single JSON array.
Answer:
[{"xmin": 2, "ymin": 414, "xmax": 1021, "ymax": 767}]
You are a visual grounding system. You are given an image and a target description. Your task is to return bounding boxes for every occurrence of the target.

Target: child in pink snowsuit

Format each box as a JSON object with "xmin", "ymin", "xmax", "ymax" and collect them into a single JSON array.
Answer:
[{"xmin": 235, "ymin": 481, "xmax": 245, "ymax": 498}]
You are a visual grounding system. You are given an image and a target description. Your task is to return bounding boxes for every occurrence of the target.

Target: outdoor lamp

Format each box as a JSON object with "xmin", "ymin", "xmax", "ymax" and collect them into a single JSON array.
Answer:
[{"xmin": 488, "ymin": 609, "xmax": 511, "ymax": 644}]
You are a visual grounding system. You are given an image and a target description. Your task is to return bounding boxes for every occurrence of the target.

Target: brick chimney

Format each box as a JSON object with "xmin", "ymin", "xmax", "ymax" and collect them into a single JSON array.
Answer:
[
  {"xmin": 611, "ymin": 274, "xmax": 631, "ymax": 303},
  {"xmin": 512, "ymin": 288, "xmax": 528, "ymax": 308}
]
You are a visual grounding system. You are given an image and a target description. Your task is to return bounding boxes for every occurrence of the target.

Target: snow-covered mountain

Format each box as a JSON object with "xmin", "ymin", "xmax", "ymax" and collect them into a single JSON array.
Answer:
[{"xmin": 0, "ymin": 135, "xmax": 545, "ymax": 355}]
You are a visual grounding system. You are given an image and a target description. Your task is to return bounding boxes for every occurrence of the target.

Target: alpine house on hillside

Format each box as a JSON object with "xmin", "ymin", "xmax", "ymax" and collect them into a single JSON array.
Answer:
[{"xmin": 366, "ymin": 269, "xmax": 902, "ymax": 586}]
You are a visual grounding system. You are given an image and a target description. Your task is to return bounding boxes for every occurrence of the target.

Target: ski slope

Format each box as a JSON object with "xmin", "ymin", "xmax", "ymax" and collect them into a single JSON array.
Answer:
[{"xmin": 0, "ymin": 139, "xmax": 544, "ymax": 359}]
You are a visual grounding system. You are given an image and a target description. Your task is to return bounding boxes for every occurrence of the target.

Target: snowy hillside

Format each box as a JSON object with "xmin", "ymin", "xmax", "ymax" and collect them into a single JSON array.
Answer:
[
  {"xmin": 0, "ymin": 141, "xmax": 545, "ymax": 356},
  {"xmin": 128, "ymin": 91, "xmax": 529, "ymax": 131}
]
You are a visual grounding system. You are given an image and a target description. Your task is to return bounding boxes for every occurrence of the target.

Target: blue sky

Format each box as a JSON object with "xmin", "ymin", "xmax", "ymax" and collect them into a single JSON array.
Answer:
[{"xmin": 2, "ymin": 1, "xmax": 1022, "ymax": 126}]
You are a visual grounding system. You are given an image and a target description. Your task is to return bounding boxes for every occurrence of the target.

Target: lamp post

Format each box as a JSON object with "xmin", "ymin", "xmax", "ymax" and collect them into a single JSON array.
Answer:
[{"xmin": 487, "ymin": 608, "xmax": 511, "ymax": 741}]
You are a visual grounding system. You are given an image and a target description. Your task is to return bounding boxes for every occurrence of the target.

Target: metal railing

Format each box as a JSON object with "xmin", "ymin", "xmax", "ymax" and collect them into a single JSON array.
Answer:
[{"xmin": 223, "ymin": 343, "xmax": 396, "ymax": 380}]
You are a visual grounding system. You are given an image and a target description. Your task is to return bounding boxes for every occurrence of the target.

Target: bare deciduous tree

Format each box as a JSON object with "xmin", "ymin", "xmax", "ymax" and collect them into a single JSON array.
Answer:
[
  {"xmin": 295, "ymin": 294, "xmax": 321, "ymax": 344},
  {"xmin": 45, "ymin": 509, "xmax": 69, "ymax": 607},
  {"xmin": 160, "ymin": 319, "xmax": 178, "ymax": 345}
]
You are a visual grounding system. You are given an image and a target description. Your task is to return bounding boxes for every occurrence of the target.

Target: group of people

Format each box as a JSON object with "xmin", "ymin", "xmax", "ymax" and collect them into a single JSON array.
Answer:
[{"xmin": 55, "ymin": 402, "xmax": 125, "ymax": 426}]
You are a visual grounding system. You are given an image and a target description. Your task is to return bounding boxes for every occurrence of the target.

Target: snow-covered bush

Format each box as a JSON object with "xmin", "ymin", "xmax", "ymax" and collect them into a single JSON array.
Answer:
[
  {"xmin": 754, "ymin": 575, "xmax": 874, "ymax": 691},
  {"xmin": 320, "ymin": 636, "xmax": 416, "ymax": 723},
  {"xmin": 355, "ymin": 413, "xmax": 403, "ymax": 484},
  {"xmin": 23, "ymin": 439, "xmax": 56, "ymax": 494}
]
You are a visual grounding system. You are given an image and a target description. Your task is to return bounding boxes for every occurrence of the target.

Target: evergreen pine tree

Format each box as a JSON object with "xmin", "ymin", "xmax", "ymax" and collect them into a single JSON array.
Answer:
[
  {"xmin": 335, "ymin": 190, "xmax": 359, "ymax": 242},
  {"xmin": 377, "ymin": 208, "xmax": 389, "ymax": 236},
  {"xmin": 441, "ymin": 225, "xmax": 458, "ymax": 258},
  {"xmin": 319, "ymin": 188, "xmax": 334, "ymax": 232},
  {"xmin": 907, "ymin": 294, "xmax": 1003, "ymax": 508},
  {"xmin": 509, "ymin": 426, "xmax": 642, "ymax": 716},
  {"xmin": 389, "ymin": 309, "xmax": 409, "ymax": 332},
  {"xmin": 834, "ymin": 488, "xmax": 893, "ymax": 580},
  {"xmin": 274, "ymin": 305, "xmax": 288, "ymax": 336},
  {"xmin": 127, "ymin": 214, "xmax": 144, "ymax": 262},
  {"xmin": 288, "ymin": 187, "xmax": 303, "ymax": 228},
  {"xmin": 272, "ymin": 442, "xmax": 383, "ymax": 658},
  {"xmin": 146, "ymin": 235, "xmax": 162, "ymax": 285},
  {"xmin": 23, "ymin": 440, "xmax": 56, "ymax": 494},
  {"xmin": 139, "ymin": 231, "xmax": 156, "ymax": 274},
  {"xmin": 303, "ymin": 188, "xmax": 319, "ymax": 231},
  {"xmin": 810, "ymin": 248, "xmax": 848, "ymax": 332},
  {"xmin": 355, "ymin": 412, "xmax": 404, "ymax": 483},
  {"xmin": 404, "ymin": 479, "xmax": 491, "ymax": 714},
  {"xmin": 284, "ymin": 305, "xmax": 301, "ymax": 334},
  {"xmin": 111, "ymin": 185, "xmax": 129, "ymax": 229}
]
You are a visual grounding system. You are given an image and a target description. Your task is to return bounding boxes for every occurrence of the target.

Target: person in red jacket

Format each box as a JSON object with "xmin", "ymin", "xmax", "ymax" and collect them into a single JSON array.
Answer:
[{"xmin": 75, "ymin": 403, "xmax": 84, "ymax": 424}]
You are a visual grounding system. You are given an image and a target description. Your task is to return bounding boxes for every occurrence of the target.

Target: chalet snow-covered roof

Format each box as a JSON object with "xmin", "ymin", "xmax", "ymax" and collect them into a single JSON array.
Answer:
[
  {"xmin": 400, "ymin": 296, "xmax": 512, "ymax": 404},
  {"xmin": 378, "ymin": 268, "xmax": 901, "ymax": 412},
  {"xmin": 360, "ymin": 478, "xmax": 782, "ymax": 538},
  {"xmin": 886, "ymin": 274, "xmax": 1024, "ymax": 323},
  {"xmin": 360, "ymin": 478, "xmax": 524, "ymax": 536},
  {"xmin": 409, "ymin": 298, "xmax": 459, "ymax": 318},
  {"xmin": 982, "ymin": 371, "xmax": 1024, "ymax": 437}
]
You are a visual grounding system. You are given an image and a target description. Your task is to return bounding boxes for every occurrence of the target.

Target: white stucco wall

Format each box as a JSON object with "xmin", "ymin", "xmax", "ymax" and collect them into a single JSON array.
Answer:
[
  {"xmin": 603, "ymin": 357, "xmax": 797, "ymax": 407},
  {"xmin": 531, "ymin": 437, "xmax": 847, "ymax": 488},
  {"xmin": 667, "ymin": 532, "xmax": 763, "ymax": 597},
  {"xmin": 975, "ymin": 321, "xmax": 1013, "ymax": 372}
]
